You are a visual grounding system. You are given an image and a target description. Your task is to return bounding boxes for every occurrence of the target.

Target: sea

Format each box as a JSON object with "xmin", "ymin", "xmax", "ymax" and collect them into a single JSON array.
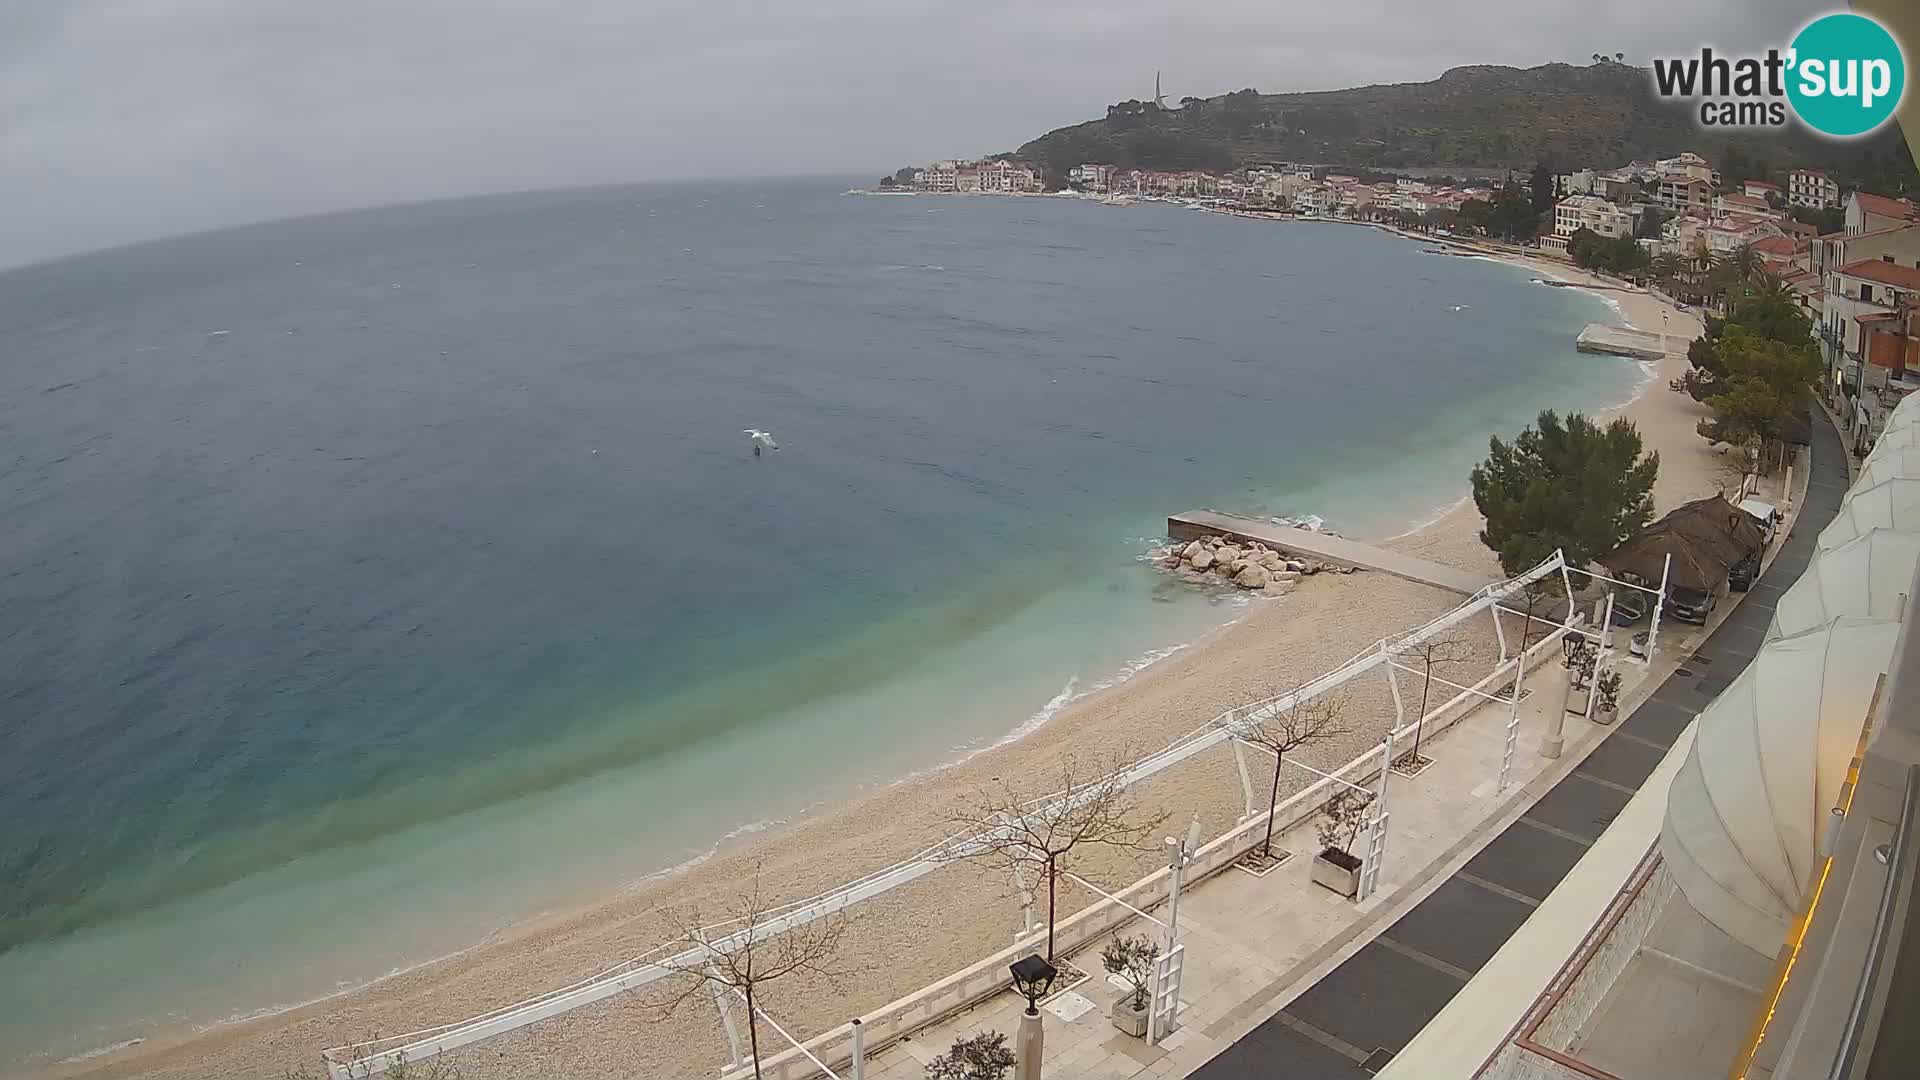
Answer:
[{"xmin": 0, "ymin": 178, "xmax": 1644, "ymax": 1068}]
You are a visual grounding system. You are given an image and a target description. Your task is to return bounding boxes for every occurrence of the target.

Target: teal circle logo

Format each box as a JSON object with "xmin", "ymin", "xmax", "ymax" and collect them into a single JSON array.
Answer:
[{"xmin": 1787, "ymin": 13, "xmax": 1906, "ymax": 137}]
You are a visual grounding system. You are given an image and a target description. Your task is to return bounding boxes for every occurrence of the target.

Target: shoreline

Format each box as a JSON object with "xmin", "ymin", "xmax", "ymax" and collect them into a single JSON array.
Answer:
[{"xmin": 37, "ymin": 226, "xmax": 1730, "ymax": 1080}]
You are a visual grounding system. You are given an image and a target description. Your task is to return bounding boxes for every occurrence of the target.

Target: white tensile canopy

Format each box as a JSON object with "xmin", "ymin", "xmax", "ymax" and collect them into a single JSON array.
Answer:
[
  {"xmin": 1821, "ymin": 477, "xmax": 1920, "ymax": 551},
  {"xmin": 1876, "ymin": 390, "xmax": 1920, "ymax": 434},
  {"xmin": 1660, "ymin": 617, "xmax": 1900, "ymax": 955},
  {"xmin": 1858, "ymin": 446, "xmax": 1920, "ymax": 489},
  {"xmin": 1866, "ymin": 422, "xmax": 1920, "ymax": 458},
  {"xmin": 1768, "ymin": 527, "xmax": 1920, "ymax": 639}
]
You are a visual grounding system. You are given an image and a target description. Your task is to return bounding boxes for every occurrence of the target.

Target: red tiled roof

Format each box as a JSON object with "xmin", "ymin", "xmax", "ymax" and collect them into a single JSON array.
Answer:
[
  {"xmin": 1750, "ymin": 235, "xmax": 1801, "ymax": 257},
  {"xmin": 1745, "ymin": 180, "xmax": 1782, "ymax": 190},
  {"xmin": 1838, "ymin": 257, "xmax": 1920, "ymax": 290},
  {"xmin": 1855, "ymin": 192, "xmax": 1918, "ymax": 220},
  {"xmin": 1722, "ymin": 193, "xmax": 1771, "ymax": 209}
]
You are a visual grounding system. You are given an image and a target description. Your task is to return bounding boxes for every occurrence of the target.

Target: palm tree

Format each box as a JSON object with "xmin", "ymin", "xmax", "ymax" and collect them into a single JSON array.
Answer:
[
  {"xmin": 1727, "ymin": 242, "xmax": 1763, "ymax": 284},
  {"xmin": 1651, "ymin": 253, "xmax": 1685, "ymax": 293}
]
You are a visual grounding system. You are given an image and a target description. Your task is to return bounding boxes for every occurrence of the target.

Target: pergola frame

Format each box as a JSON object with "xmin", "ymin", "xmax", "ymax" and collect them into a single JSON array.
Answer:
[{"xmin": 322, "ymin": 551, "xmax": 1575, "ymax": 1078}]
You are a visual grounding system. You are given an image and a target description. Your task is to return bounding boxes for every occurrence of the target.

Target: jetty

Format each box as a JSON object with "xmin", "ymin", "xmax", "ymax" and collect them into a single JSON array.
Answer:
[
  {"xmin": 1576, "ymin": 323, "xmax": 1668, "ymax": 360},
  {"xmin": 1167, "ymin": 510, "xmax": 1494, "ymax": 596}
]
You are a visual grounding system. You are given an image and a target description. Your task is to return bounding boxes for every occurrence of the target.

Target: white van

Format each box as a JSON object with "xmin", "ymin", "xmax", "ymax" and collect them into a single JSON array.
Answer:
[{"xmin": 1738, "ymin": 498, "xmax": 1781, "ymax": 546}]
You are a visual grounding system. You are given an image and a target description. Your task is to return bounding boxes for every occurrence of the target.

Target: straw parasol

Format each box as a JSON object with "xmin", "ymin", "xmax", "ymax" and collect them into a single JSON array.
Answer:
[{"xmin": 1599, "ymin": 494, "xmax": 1765, "ymax": 591}]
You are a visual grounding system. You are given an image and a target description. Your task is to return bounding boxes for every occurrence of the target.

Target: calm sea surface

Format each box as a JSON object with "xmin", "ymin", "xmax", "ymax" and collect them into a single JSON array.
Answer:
[{"xmin": 0, "ymin": 179, "xmax": 1640, "ymax": 1064}]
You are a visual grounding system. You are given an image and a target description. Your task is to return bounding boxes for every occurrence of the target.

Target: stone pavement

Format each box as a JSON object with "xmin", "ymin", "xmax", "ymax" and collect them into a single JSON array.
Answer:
[
  {"xmin": 1192, "ymin": 408, "xmax": 1845, "ymax": 1080},
  {"xmin": 848, "ymin": 410, "xmax": 1845, "ymax": 1080},
  {"xmin": 849, "ymin": 648, "xmax": 1638, "ymax": 1080}
]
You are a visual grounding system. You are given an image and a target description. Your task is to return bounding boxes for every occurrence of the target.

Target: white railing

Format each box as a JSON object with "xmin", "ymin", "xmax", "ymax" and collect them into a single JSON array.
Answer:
[{"xmin": 324, "ymin": 552, "xmax": 1571, "ymax": 1077}]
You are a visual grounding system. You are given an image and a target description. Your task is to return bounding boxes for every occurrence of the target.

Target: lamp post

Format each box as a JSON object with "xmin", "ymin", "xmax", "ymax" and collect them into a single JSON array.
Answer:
[{"xmin": 1009, "ymin": 954, "xmax": 1058, "ymax": 1080}]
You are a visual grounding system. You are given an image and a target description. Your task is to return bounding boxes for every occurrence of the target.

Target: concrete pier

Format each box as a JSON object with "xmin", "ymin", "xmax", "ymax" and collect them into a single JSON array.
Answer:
[
  {"xmin": 1576, "ymin": 323, "xmax": 1666, "ymax": 361},
  {"xmin": 1167, "ymin": 510, "xmax": 1494, "ymax": 596}
]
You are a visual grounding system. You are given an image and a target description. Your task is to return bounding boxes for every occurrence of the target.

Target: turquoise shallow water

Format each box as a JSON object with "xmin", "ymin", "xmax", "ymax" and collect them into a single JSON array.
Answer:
[{"xmin": 0, "ymin": 181, "xmax": 1640, "ymax": 1064}]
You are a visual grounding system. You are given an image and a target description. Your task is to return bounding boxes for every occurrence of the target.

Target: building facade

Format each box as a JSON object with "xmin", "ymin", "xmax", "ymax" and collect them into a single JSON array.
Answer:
[
  {"xmin": 1553, "ymin": 195, "xmax": 1633, "ymax": 239},
  {"xmin": 1789, "ymin": 168, "xmax": 1840, "ymax": 209}
]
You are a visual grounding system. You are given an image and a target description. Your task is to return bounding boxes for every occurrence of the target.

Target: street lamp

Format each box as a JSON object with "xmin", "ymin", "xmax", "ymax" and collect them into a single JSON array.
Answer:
[
  {"xmin": 1009, "ymin": 953, "xmax": 1057, "ymax": 1014},
  {"xmin": 1009, "ymin": 954, "xmax": 1058, "ymax": 1080}
]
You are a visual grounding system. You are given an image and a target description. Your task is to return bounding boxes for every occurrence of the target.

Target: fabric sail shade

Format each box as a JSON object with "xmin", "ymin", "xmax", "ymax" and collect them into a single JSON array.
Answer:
[
  {"xmin": 1819, "ymin": 477, "xmax": 1920, "ymax": 552},
  {"xmin": 1660, "ymin": 617, "xmax": 1899, "ymax": 955},
  {"xmin": 1766, "ymin": 527, "xmax": 1920, "ymax": 640}
]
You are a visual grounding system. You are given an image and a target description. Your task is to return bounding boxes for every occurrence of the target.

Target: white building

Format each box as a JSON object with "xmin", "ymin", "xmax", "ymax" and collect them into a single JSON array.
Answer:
[
  {"xmin": 1556, "ymin": 170, "xmax": 1598, "ymax": 197},
  {"xmin": 1553, "ymin": 195, "xmax": 1633, "ymax": 240},
  {"xmin": 1790, "ymin": 168, "xmax": 1841, "ymax": 209},
  {"xmin": 1068, "ymin": 164, "xmax": 1115, "ymax": 192},
  {"xmin": 978, "ymin": 160, "xmax": 1040, "ymax": 193},
  {"xmin": 1822, "ymin": 256, "xmax": 1920, "ymax": 368},
  {"xmin": 1656, "ymin": 152, "xmax": 1717, "ymax": 184},
  {"xmin": 1846, "ymin": 191, "xmax": 1917, "ymax": 236},
  {"xmin": 917, "ymin": 161, "xmax": 958, "ymax": 193}
]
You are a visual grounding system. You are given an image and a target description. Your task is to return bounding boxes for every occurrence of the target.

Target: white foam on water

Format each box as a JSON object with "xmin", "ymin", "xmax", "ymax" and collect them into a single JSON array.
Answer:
[{"xmin": 56, "ymin": 1038, "xmax": 145, "ymax": 1065}]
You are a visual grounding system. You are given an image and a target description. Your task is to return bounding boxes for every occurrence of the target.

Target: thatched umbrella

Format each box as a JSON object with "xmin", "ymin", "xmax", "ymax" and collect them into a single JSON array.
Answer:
[
  {"xmin": 1599, "ymin": 494, "xmax": 1765, "ymax": 591},
  {"xmin": 1657, "ymin": 494, "xmax": 1766, "ymax": 564}
]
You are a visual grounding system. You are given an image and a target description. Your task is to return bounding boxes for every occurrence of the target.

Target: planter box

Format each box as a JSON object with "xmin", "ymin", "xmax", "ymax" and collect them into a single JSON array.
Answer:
[
  {"xmin": 1311, "ymin": 848, "xmax": 1362, "ymax": 898},
  {"xmin": 1110, "ymin": 997, "xmax": 1150, "ymax": 1038}
]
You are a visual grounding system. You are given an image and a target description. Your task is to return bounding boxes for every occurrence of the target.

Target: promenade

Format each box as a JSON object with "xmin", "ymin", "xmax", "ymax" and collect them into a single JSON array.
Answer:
[{"xmin": 850, "ymin": 413, "xmax": 1841, "ymax": 1080}]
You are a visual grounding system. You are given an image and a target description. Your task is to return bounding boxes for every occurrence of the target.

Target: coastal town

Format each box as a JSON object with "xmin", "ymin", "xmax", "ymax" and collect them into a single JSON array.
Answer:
[{"xmin": 881, "ymin": 150, "xmax": 1920, "ymax": 453}]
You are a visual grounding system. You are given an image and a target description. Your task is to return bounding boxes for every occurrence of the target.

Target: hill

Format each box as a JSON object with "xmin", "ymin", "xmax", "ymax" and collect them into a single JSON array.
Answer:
[{"xmin": 1013, "ymin": 62, "xmax": 1915, "ymax": 189}]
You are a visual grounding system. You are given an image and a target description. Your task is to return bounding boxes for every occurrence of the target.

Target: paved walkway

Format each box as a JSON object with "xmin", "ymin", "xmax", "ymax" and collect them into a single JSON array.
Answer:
[
  {"xmin": 1166, "ymin": 511, "xmax": 1494, "ymax": 596},
  {"xmin": 1190, "ymin": 408, "xmax": 1847, "ymax": 1079}
]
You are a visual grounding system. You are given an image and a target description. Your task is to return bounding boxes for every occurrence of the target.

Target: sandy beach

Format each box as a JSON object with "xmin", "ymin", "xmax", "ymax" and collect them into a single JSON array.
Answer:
[{"xmin": 40, "ymin": 240, "xmax": 1741, "ymax": 1080}]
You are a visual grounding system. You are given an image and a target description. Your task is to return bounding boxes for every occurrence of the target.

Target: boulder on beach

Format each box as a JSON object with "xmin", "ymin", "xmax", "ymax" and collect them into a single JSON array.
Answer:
[
  {"xmin": 1285, "ymin": 560, "xmax": 1309, "ymax": 573},
  {"xmin": 1181, "ymin": 540, "xmax": 1204, "ymax": 560},
  {"xmin": 1189, "ymin": 549, "xmax": 1215, "ymax": 571},
  {"xmin": 1234, "ymin": 565, "xmax": 1269, "ymax": 589}
]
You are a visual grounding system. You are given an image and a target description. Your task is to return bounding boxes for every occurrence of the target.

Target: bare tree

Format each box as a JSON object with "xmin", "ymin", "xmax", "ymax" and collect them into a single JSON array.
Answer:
[
  {"xmin": 1226, "ymin": 688, "xmax": 1352, "ymax": 861},
  {"xmin": 941, "ymin": 752, "xmax": 1168, "ymax": 962},
  {"xmin": 646, "ymin": 865, "xmax": 850, "ymax": 1080},
  {"xmin": 1398, "ymin": 633, "xmax": 1474, "ymax": 764}
]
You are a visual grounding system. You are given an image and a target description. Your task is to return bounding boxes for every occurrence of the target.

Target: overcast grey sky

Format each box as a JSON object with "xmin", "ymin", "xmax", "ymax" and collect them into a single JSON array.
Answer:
[{"xmin": 1, "ymin": 0, "xmax": 1819, "ymax": 267}]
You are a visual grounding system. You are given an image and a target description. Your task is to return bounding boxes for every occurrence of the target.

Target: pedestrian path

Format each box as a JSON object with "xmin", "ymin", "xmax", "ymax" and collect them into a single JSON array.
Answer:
[{"xmin": 1188, "ymin": 409, "xmax": 1846, "ymax": 1079}]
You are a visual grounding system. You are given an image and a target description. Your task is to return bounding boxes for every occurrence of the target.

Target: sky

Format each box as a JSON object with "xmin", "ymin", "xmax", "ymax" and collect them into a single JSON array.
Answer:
[{"xmin": 2, "ymin": 0, "xmax": 1821, "ymax": 268}]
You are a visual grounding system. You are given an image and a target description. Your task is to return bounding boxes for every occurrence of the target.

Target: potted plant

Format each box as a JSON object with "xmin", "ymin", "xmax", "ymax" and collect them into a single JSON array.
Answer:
[
  {"xmin": 925, "ymin": 1030, "xmax": 1017, "ymax": 1080},
  {"xmin": 1592, "ymin": 668, "xmax": 1622, "ymax": 725},
  {"xmin": 1101, "ymin": 934, "xmax": 1159, "ymax": 1037},
  {"xmin": 1310, "ymin": 789, "xmax": 1374, "ymax": 899},
  {"xmin": 1564, "ymin": 638, "xmax": 1598, "ymax": 691}
]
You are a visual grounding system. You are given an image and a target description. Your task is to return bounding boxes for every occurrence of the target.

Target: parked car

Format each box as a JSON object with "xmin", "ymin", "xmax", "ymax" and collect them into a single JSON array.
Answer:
[
  {"xmin": 1729, "ymin": 551, "xmax": 1760, "ymax": 592},
  {"xmin": 1668, "ymin": 584, "xmax": 1718, "ymax": 624},
  {"xmin": 1737, "ymin": 498, "xmax": 1781, "ymax": 546}
]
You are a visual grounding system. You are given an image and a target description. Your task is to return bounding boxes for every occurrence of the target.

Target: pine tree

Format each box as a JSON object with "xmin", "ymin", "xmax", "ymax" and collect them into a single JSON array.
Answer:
[{"xmin": 1470, "ymin": 411, "xmax": 1660, "ymax": 575}]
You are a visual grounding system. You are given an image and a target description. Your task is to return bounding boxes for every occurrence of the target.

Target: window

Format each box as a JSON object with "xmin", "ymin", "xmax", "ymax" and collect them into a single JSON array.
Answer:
[{"xmin": 1863, "ymin": 284, "xmax": 1875, "ymax": 303}]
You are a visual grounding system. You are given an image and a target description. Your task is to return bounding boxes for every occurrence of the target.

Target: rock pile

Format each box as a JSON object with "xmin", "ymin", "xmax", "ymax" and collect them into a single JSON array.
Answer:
[{"xmin": 1151, "ymin": 534, "xmax": 1356, "ymax": 594}]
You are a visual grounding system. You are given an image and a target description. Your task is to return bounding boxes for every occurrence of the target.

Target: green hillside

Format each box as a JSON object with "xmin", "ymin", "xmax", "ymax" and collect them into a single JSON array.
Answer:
[{"xmin": 1013, "ymin": 62, "xmax": 1915, "ymax": 191}]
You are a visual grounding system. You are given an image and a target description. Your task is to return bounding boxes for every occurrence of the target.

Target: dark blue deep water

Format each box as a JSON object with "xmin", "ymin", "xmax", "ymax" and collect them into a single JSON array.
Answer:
[{"xmin": 0, "ymin": 179, "xmax": 1639, "ymax": 1063}]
